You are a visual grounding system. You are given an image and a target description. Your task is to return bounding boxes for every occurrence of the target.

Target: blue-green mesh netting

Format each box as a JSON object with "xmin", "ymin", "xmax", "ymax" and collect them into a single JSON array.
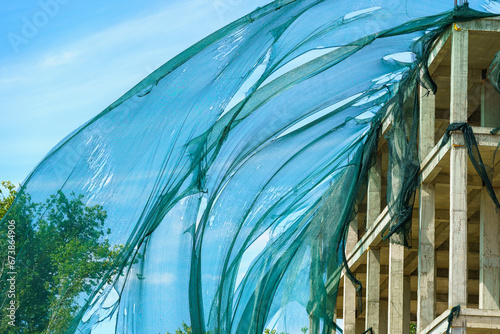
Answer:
[{"xmin": 1, "ymin": 1, "xmax": 500, "ymax": 333}]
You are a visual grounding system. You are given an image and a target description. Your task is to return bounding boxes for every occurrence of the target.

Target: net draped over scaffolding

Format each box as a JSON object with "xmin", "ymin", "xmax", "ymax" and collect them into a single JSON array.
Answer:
[{"xmin": 1, "ymin": 1, "xmax": 500, "ymax": 333}]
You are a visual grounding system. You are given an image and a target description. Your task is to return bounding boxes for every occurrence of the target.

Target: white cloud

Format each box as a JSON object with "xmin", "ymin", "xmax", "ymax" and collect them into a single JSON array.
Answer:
[
  {"xmin": 1, "ymin": 0, "xmax": 273, "ymax": 185},
  {"xmin": 40, "ymin": 50, "xmax": 78, "ymax": 67},
  {"xmin": 2, "ymin": 1, "xmax": 216, "ymax": 184}
]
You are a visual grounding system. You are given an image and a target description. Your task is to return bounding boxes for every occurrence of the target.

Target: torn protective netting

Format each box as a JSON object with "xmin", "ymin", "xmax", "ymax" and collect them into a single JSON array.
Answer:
[
  {"xmin": 1, "ymin": 1, "xmax": 499, "ymax": 334},
  {"xmin": 489, "ymin": 50, "xmax": 500, "ymax": 92}
]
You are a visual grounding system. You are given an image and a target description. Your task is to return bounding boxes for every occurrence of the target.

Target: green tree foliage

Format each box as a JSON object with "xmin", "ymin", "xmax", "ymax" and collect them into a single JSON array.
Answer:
[
  {"xmin": 0, "ymin": 182, "xmax": 16, "ymax": 220},
  {"xmin": 165, "ymin": 321, "xmax": 192, "ymax": 334},
  {"xmin": 165, "ymin": 325, "xmax": 292, "ymax": 334},
  {"xmin": 0, "ymin": 181, "xmax": 122, "ymax": 333}
]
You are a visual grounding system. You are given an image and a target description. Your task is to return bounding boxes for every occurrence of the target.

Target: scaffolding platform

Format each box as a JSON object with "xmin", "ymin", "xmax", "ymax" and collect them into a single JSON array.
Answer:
[{"xmin": 331, "ymin": 16, "xmax": 500, "ymax": 334}]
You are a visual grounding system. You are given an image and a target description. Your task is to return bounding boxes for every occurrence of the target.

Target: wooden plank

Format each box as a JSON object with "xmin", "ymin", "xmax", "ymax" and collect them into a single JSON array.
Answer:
[
  {"xmin": 417, "ymin": 183, "xmax": 436, "ymax": 332},
  {"xmin": 388, "ymin": 242, "xmax": 405, "ymax": 333},
  {"xmin": 421, "ymin": 308, "xmax": 500, "ymax": 333},
  {"xmin": 420, "ymin": 308, "xmax": 451, "ymax": 334},
  {"xmin": 326, "ymin": 207, "xmax": 389, "ymax": 292},
  {"xmin": 428, "ymin": 27, "xmax": 451, "ymax": 74},
  {"xmin": 365, "ymin": 247, "xmax": 381, "ymax": 333},
  {"xmin": 449, "ymin": 27, "xmax": 469, "ymax": 313},
  {"xmin": 419, "ymin": 138, "xmax": 450, "ymax": 184},
  {"xmin": 343, "ymin": 217, "xmax": 359, "ymax": 334},
  {"xmin": 347, "ymin": 207, "xmax": 390, "ymax": 269},
  {"xmin": 461, "ymin": 19, "xmax": 500, "ymax": 33}
]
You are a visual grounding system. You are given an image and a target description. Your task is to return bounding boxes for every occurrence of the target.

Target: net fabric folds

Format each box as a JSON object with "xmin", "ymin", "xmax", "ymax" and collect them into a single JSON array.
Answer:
[{"xmin": 1, "ymin": 1, "xmax": 499, "ymax": 333}]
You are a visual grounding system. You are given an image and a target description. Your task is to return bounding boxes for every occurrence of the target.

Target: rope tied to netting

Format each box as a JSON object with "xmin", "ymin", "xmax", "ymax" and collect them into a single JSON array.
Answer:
[
  {"xmin": 441, "ymin": 122, "xmax": 500, "ymax": 209},
  {"xmin": 445, "ymin": 305, "xmax": 461, "ymax": 334}
]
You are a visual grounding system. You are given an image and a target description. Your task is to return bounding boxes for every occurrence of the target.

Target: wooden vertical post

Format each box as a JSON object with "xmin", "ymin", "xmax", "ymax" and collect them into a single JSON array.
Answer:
[
  {"xmin": 367, "ymin": 159, "xmax": 382, "ymax": 227},
  {"xmin": 366, "ymin": 247, "xmax": 381, "ymax": 333},
  {"xmin": 388, "ymin": 242, "xmax": 405, "ymax": 334},
  {"xmin": 365, "ymin": 158, "xmax": 382, "ymax": 333},
  {"xmin": 309, "ymin": 237, "xmax": 320, "ymax": 334},
  {"xmin": 343, "ymin": 217, "xmax": 359, "ymax": 334},
  {"xmin": 419, "ymin": 85, "xmax": 436, "ymax": 161},
  {"xmin": 388, "ymin": 120, "xmax": 405, "ymax": 333},
  {"xmin": 417, "ymin": 183, "xmax": 436, "ymax": 331},
  {"xmin": 417, "ymin": 83, "xmax": 437, "ymax": 333},
  {"xmin": 479, "ymin": 189, "xmax": 500, "ymax": 309},
  {"xmin": 448, "ymin": 26, "xmax": 469, "ymax": 331}
]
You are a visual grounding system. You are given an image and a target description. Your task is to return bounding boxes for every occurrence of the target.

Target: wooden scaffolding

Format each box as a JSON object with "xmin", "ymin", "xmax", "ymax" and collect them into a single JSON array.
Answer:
[{"xmin": 330, "ymin": 16, "xmax": 500, "ymax": 334}]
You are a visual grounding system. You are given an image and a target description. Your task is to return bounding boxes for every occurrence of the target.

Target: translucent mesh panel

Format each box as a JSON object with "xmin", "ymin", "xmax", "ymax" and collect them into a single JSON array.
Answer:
[
  {"xmin": 489, "ymin": 51, "xmax": 500, "ymax": 93},
  {"xmin": 1, "ymin": 1, "xmax": 499, "ymax": 334}
]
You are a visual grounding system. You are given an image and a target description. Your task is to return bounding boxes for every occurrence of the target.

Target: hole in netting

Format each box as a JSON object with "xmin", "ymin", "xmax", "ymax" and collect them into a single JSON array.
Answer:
[
  {"xmin": 91, "ymin": 310, "xmax": 118, "ymax": 333},
  {"xmin": 355, "ymin": 107, "xmax": 379, "ymax": 122},
  {"xmin": 343, "ymin": 6, "xmax": 382, "ymax": 21},
  {"xmin": 271, "ymin": 208, "xmax": 308, "ymax": 238},
  {"xmin": 81, "ymin": 286, "xmax": 120, "ymax": 323},
  {"xmin": 352, "ymin": 88, "xmax": 389, "ymax": 107},
  {"xmin": 235, "ymin": 229, "xmax": 271, "ymax": 288},
  {"xmin": 195, "ymin": 195, "xmax": 208, "ymax": 230},
  {"xmin": 371, "ymin": 69, "xmax": 406, "ymax": 85},
  {"xmin": 219, "ymin": 49, "xmax": 272, "ymax": 119},
  {"xmin": 382, "ymin": 52, "xmax": 416, "ymax": 65},
  {"xmin": 261, "ymin": 286, "xmax": 320, "ymax": 331},
  {"xmin": 276, "ymin": 93, "xmax": 362, "ymax": 139},
  {"xmin": 261, "ymin": 47, "xmax": 339, "ymax": 87},
  {"xmin": 136, "ymin": 84, "xmax": 155, "ymax": 97}
]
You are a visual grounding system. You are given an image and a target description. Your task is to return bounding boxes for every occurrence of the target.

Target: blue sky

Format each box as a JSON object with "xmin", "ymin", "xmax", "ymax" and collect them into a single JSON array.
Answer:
[
  {"xmin": 2, "ymin": 2, "xmax": 276, "ymax": 332},
  {"xmin": 1, "ymin": 2, "xmax": 349, "ymax": 332},
  {"xmin": 1, "ymin": 0, "xmax": 272, "ymax": 186}
]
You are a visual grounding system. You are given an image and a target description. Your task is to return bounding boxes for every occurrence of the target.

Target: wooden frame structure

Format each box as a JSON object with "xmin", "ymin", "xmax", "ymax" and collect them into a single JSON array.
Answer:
[{"xmin": 329, "ymin": 16, "xmax": 500, "ymax": 334}]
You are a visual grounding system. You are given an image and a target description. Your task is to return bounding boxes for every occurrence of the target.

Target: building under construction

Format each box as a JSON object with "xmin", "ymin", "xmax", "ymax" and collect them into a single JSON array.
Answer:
[
  {"xmin": 4, "ymin": 2, "xmax": 500, "ymax": 334},
  {"xmin": 333, "ymin": 16, "xmax": 500, "ymax": 334}
]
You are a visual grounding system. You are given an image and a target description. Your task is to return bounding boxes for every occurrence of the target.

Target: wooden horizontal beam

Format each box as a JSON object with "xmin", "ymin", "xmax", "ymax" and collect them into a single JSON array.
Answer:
[
  {"xmin": 326, "ymin": 208, "xmax": 389, "ymax": 293},
  {"xmin": 421, "ymin": 308, "xmax": 500, "ymax": 334},
  {"xmin": 470, "ymin": 126, "xmax": 500, "ymax": 147},
  {"xmin": 428, "ymin": 26, "xmax": 451, "ymax": 74},
  {"xmin": 420, "ymin": 135, "xmax": 450, "ymax": 184},
  {"xmin": 432, "ymin": 67, "xmax": 483, "ymax": 82},
  {"xmin": 432, "ymin": 173, "xmax": 483, "ymax": 188},
  {"xmin": 460, "ymin": 18, "xmax": 500, "ymax": 33},
  {"xmin": 410, "ymin": 292, "xmax": 478, "ymax": 305},
  {"xmin": 328, "ymin": 129, "xmax": 499, "ymax": 294}
]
